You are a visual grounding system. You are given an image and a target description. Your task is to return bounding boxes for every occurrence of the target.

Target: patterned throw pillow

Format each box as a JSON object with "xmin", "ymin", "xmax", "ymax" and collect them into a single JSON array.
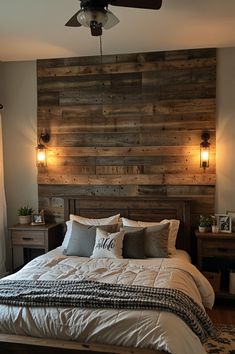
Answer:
[{"xmin": 91, "ymin": 228, "xmax": 125, "ymax": 259}]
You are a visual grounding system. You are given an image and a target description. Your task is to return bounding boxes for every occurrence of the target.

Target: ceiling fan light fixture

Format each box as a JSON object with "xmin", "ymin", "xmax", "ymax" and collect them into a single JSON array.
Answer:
[
  {"xmin": 77, "ymin": 9, "xmax": 108, "ymax": 28},
  {"xmin": 66, "ymin": 0, "xmax": 162, "ymax": 31}
]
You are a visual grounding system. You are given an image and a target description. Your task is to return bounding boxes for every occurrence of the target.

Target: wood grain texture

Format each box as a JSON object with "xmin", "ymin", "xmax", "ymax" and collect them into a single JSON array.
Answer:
[
  {"xmin": 64, "ymin": 196, "xmax": 191, "ymax": 252},
  {"xmin": 0, "ymin": 334, "xmax": 165, "ymax": 354},
  {"xmin": 37, "ymin": 48, "xmax": 216, "ymax": 224}
]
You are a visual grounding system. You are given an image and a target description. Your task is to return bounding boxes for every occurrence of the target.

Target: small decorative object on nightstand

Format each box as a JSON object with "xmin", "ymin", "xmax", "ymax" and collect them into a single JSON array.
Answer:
[
  {"xmin": 9, "ymin": 223, "xmax": 63, "ymax": 272},
  {"xmin": 31, "ymin": 210, "xmax": 45, "ymax": 225},
  {"xmin": 18, "ymin": 206, "xmax": 34, "ymax": 225},
  {"xmin": 198, "ymin": 215, "xmax": 213, "ymax": 233},
  {"xmin": 215, "ymin": 214, "xmax": 232, "ymax": 233}
]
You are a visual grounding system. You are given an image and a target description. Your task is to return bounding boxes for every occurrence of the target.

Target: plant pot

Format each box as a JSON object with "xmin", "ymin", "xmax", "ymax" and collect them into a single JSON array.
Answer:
[
  {"xmin": 19, "ymin": 215, "xmax": 31, "ymax": 225},
  {"xmin": 198, "ymin": 226, "xmax": 211, "ymax": 233},
  {"xmin": 212, "ymin": 225, "xmax": 219, "ymax": 233}
]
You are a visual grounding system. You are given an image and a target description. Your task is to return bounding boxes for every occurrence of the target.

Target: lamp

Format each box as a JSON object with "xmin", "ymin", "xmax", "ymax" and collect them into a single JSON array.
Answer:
[
  {"xmin": 36, "ymin": 132, "xmax": 50, "ymax": 167},
  {"xmin": 200, "ymin": 132, "xmax": 210, "ymax": 170},
  {"xmin": 77, "ymin": 8, "xmax": 119, "ymax": 36}
]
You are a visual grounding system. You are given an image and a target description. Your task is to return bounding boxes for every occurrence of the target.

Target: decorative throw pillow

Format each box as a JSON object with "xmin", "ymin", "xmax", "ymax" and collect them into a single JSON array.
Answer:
[
  {"xmin": 144, "ymin": 223, "xmax": 170, "ymax": 258},
  {"xmin": 121, "ymin": 217, "xmax": 180, "ymax": 255},
  {"xmin": 122, "ymin": 226, "xmax": 146, "ymax": 259},
  {"xmin": 91, "ymin": 228, "xmax": 125, "ymax": 259},
  {"xmin": 70, "ymin": 213, "xmax": 120, "ymax": 226},
  {"xmin": 63, "ymin": 221, "xmax": 118, "ymax": 257}
]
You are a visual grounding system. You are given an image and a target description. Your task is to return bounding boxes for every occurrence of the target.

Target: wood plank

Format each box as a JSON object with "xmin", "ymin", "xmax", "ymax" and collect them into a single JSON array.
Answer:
[
  {"xmin": 38, "ymin": 105, "xmax": 103, "ymax": 118},
  {"xmin": 44, "ymin": 163, "xmax": 215, "ymax": 175},
  {"xmin": 46, "ymin": 131, "xmax": 215, "ymax": 148},
  {"xmin": 207, "ymin": 306, "xmax": 235, "ymax": 325},
  {"xmin": 37, "ymin": 57, "xmax": 216, "ymax": 78},
  {"xmin": 37, "ymin": 48, "xmax": 215, "ymax": 69},
  {"xmin": 37, "ymin": 173, "xmax": 216, "ymax": 186},
  {"xmin": 0, "ymin": 334, "xmax": 165, "ymax": 354},
  {"xmin": 38, "ymin": 115, "xmax": 216, "ymax": 134},
  {"xmin": 103, "ymin": 98, "xmax": 215, "ymax": 116},
  {"xmin": 47, "ymin": 146, "xmax": 215, "ymax": 157},
  {"xmin": 38, "ymin": 121, "xmax": 216, "ymax": 134},
  {"xmin": 142, "ymin": 67, "xmax": 216, "ymax": 86},
  {"xmin": 38, "ymin": 185, "xmax": 138, "ymax": 197},
  {"xmin": 48, "ymin": 133, "xmax": 140, "ymax": 147}
]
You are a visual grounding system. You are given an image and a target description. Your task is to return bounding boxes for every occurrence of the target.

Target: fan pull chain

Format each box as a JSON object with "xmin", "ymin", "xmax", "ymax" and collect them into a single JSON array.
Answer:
[{"xmin": 99, "ymin": 35, "xmax": 103, "ymax": 67}]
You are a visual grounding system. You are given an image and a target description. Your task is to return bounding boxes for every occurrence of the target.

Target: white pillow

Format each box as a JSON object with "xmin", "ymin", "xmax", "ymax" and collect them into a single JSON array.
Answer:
[
  {"xmin": 91, "ymin": 228, "xmax": 125, "ymax": 259},
  {"xmin": 62, "ymin": 220, "xmax": 72, "ymax": 249},
  {"xmin": 121, "ymin": 217, "xmax": 180, "ymax": 255},
  {"xmin": 159, "ymin": 219, "xmax": 180, "ymax": 255},
  {"xmin": 70, "ymin": 213, "xmax": 120, "ymax": 226}
]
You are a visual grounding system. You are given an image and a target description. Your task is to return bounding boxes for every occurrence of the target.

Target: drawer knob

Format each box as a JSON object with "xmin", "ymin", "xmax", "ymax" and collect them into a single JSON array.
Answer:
[{"xmin": 22, "ymin": 237, "xmax": 33, "ymax": 241}]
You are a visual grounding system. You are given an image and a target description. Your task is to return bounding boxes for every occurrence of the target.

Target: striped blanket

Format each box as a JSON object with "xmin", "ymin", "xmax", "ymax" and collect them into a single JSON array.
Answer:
[{"xmin": 0, "ymin": 279, "xmax": 214, "ymax": 342}]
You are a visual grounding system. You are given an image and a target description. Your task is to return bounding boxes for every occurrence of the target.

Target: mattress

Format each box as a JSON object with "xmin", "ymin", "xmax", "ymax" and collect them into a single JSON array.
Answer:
[{"xmin": 0, "ymin": 248, "xmax": 214, "ymax": 354}]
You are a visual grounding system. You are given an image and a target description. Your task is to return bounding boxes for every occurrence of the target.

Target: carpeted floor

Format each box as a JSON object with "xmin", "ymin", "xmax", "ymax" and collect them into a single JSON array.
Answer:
[{"xmin": 204, "ymin": 324, "xmax": 235, "ymax": 353}]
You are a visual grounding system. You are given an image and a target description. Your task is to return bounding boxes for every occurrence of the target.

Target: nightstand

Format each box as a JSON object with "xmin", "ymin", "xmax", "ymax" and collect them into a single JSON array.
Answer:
[
  {"xmin": 196, "ymin": 230, "xmax": 235, "ymax": 299},
  {"xmin": 9, "ymin": 223, "xmax": 63, "ymax": 271}
]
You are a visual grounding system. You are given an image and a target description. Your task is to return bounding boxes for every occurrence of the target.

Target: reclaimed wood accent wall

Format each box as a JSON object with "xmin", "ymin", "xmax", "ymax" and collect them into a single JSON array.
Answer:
[{"xmin": 37, "ymin": 48, "xmax": 216, "ymax": 225}]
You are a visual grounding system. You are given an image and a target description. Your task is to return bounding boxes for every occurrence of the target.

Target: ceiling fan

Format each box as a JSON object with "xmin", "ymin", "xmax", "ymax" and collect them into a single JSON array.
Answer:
[{"xmin": 65, "ymin": 0, "xmax": 163, "ymax": 36}]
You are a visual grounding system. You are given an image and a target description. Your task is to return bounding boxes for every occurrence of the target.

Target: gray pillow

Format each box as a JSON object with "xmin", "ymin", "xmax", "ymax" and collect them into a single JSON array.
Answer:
[
  {"xmin": 144, "ymin": 223, "xmax": 170, "ymax": 258},
  {"xmin": 122, "ymin": 226, "xmax": 146, "ymax": 259},
  {"xmin": 63, "ymin": 221, "xmax": 118, "ymax": 257}
]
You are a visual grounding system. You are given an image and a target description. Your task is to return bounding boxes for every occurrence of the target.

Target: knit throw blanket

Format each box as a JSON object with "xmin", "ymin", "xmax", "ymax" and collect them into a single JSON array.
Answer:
[{"xmin": 0, "ymin": 279, "xmax": 214, "ymax": 342}]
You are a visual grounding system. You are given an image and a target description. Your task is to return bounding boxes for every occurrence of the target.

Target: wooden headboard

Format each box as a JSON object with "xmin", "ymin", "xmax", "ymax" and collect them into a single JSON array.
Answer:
[{"xmin": 64, "ymin": 196, "xmax": 191, "ymax": 255}]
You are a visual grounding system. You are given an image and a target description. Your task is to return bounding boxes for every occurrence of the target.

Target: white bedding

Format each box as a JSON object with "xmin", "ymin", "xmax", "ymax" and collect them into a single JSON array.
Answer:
[{"xmin": 0, "ymin": 248, "xmax": 214, "ymax": 354}]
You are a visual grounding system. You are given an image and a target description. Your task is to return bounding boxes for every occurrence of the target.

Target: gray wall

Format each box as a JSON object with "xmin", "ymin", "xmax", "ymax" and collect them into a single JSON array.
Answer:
[
  {"xmin": 216, "ymin": 48, "xmax": 235, "ymax": 213},
  {"xmin": 0, "ymin": 61, "xmax": 38, "ymax": 269},
  {"xmin": 1, "ymin": 61, "xmax": 38, "ymax": 225}
]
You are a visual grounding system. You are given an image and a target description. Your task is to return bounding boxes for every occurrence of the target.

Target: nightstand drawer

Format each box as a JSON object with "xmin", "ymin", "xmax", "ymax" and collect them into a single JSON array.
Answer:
[
  {"xmin": 202, "ymin": 239, "xmax": 235, "ymax": 257},
  {"xmin": 11, "ymin": 231, "xmax": 45, "ymax": 247}
]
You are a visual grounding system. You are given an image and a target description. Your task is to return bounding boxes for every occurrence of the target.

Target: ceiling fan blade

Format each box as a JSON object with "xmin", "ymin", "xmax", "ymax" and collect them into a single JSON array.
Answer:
[
  {"xmin": 65, "ymin": 11, "xmax": 82, "ymax": 27},
  {"xmin": 108, "ymin": 0, "xmax": 162, "ymax": 10}
]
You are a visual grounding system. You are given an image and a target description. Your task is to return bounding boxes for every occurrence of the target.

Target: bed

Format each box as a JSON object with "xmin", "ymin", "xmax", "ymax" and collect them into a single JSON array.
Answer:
[{"xmin": 0, "ymin": 196, "xmax": 214, "ymax": 354}]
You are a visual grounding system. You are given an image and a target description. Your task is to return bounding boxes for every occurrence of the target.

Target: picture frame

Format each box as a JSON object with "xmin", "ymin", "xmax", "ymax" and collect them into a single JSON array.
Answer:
[
  {"xmin": 216, "ymin": 214, "xmax": 232, "ymax": 233},
  {"xmin": 31, "ymin": 210, "xmax": 45, "ymax": 225},
  {"xmin": 226, "ymin": 210, "xmax": 235, "ymax": 232}
]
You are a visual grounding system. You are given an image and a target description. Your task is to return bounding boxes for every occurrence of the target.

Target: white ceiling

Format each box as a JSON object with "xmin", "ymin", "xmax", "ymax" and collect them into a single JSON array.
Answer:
[{"xmin": 1, "ymin": 0, "xmax": 235, "ymax": 61}]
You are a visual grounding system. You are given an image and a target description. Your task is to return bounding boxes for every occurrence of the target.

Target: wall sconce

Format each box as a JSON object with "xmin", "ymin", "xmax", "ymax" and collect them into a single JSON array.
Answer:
[
  {"xmin": 200, "ymin": 132, "xmax": 210, "ymax": 170},
  {"xmin": 36, "ymin": 132, "xmax": 50, "ymax": 167}
]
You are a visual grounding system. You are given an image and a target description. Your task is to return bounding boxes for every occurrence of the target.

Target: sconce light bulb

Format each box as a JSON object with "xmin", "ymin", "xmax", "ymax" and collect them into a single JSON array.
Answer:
[
  {"xmin": 37, "ymin": 151, "xmax": 45, "ymax": 162},
  {"xmin": 36, "ymin": 144, "xmax": 47, "ymax": 167},
  {"xmin": 200, "ymin": 131, "xmax": 210, "ymax": 170},
  {"xmin": 201, "ymin": 150, "xmax": 209, "ymax": 162}
]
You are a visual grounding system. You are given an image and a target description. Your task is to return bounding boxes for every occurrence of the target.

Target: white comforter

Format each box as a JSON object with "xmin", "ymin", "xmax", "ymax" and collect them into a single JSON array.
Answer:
[{"xmin": 0, "ymin": 248, "xmax": 214, "ymax": 354}]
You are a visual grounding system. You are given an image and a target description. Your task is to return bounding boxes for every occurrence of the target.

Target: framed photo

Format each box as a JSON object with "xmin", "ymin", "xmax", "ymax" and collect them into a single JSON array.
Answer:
[
  {"xmin": 31, "ymin": 210, "xmax": 45, "ymax": 225},
  {"xmin": 216, "ymin": 214, "xmax": 232, "ymax": 233},
  {"xmin": 226, "ymin": 211, "xmax": 235, "ymax": 232}
]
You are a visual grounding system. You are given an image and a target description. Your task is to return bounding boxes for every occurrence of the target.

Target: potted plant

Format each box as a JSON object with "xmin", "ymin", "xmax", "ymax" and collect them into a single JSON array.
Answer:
[
  {"xmin": 211, "ymin": 215, "xmax": 219, "ymax": 233},
  {"xmin": 18, "ymin": 206, "xmax": 34, "ymax": 225},
  {"xmin": 198, "ymin": 215, "xmax": 213, "ymax": 233}
]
